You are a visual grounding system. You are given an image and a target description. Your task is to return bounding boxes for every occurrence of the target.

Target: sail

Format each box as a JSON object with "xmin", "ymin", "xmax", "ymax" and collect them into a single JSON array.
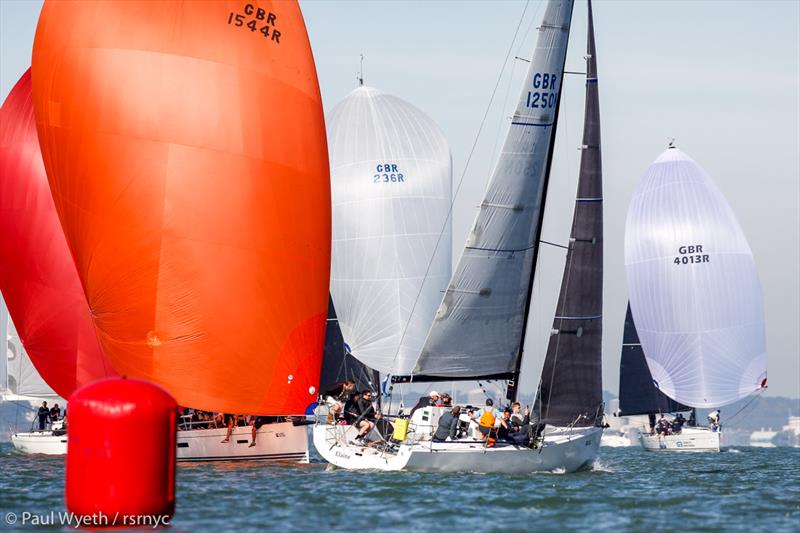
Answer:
[
  {"xmin": 535, "ymin": 0, "xmax": 602, "ymax": 427},
  {"xmin": 32, "ymin": 1, "xmax": 330, "ymax": 414},
  {"xmin": 5, "ymin": 313, "xmax": 62, "ymax": 401},
  {"xmin": 0, "ymin": 298, "xmax": 7, "ymax": 392},
  {"xmin": 618, "ymin": 304, "xmax": 690, "ymax": 416},
  {"xmin": 318, "ymin": 296, "xmax": 380, "ymax": 393},
  {"xmin": 0, "ymin": 69, "xmax": 115, "ymax": 399},
  {"xmin": 625, "ymin": 148, "xmax": 767, "ymax": 408},
  {"xmin": 412, "ymin": 0, "xmax": 575, "ymax": 379},
  {"xmin": 328, "ymin": 86, "xmax": 452, "ymax": 375}
]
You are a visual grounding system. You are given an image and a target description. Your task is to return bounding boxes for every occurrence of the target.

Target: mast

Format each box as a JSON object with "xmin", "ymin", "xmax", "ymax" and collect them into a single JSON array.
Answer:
[
  {"xmin": 534, "ymin": 0, "xmax": 603, "ymax": 424},
  {"xmin": 507, "ymin": 2, "xmax": 578, "ymax": 403}
]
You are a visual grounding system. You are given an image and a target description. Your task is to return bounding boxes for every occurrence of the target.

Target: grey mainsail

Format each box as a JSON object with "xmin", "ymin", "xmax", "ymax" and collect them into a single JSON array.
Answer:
[
  {"xmin": 408, "ymin": 0, "xmax": 575, "ymax": 381},
  {"xmin": 534, "ymin": 0, "xmax": 603, "ymax": 426},
  {"xmin": 618, "ymin": 304, "xmax": 690, "ymax": 416}
]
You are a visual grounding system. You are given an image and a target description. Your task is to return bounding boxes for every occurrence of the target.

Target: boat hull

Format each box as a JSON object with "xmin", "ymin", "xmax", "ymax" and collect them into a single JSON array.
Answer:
[
  {"xmin": 11, "ymin": 431, "xmax": 68, "ymax": 455},
  {"xmin": 176, "ymin": 422, "xmax": 309, "ymax": 462},
  {"xmin": 313, "ymin": 424, "xmax": 602, "ymax": 474},
  {"xmin": 11, "ymin": 421, "xmax": 309, "ymax": 462},
  {"xmin": 640, "ymin": 427, "xmax": 720, "ymax": 452}
]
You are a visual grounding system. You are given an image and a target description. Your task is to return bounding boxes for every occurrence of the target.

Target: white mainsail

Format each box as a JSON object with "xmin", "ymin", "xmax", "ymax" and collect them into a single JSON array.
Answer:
[
  {"xmin": 1, "ymin": 298, "xmax": 60, "ymax": 401},
  {"xmin": 624, "ymin": 147, "xmax": 766, "ymax": 407},
  {"xmin": 328, "ymin": 86, "xmax": 452, "ymax": 375},
  {"xmin": 412, "ymin": 0, "xmax": 574, "ymax": 378}
]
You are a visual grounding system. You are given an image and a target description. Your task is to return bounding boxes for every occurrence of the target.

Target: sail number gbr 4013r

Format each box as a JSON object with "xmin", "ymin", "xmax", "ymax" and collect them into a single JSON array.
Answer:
[
  {"xmin": 373, "ymin": 163, "xmax": 405, "ymax": 184},
  {"xmin": 674, "ymin": 244, "xmax": 709, "ymax": 266},
  {"xmin": 526, "ymin": 73, "xmax": 559, "ymax": 109}
]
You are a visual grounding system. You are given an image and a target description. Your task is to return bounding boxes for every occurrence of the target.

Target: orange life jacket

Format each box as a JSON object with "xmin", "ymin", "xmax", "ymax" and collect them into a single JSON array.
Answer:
[{"xmin": 479, "ymin": 408, "xmax": 496, "ymax": 428}]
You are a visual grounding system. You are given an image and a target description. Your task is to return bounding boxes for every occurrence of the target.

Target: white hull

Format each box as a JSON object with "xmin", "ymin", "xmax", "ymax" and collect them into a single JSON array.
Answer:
[
  {"xmin": 11, "ymin": 421, "xmax": 309, "ymax": 462},
  {"xmin": 600, "ymin": 433, "xmax": 634, "ymax": 447},
  {"xmin": 11, "ymin": 431, "xmax": 68, "ymax": 455},
  {"xmin": 313, "ymin": 424, "xmax": 602, "ymax": 474},
  {"xmin": 176, "ymin": 421, "xmax": 309, "ymax": 462},
  {"xmin": 640, "ymin": 427, "xmax": 720, "ymax": 452}
]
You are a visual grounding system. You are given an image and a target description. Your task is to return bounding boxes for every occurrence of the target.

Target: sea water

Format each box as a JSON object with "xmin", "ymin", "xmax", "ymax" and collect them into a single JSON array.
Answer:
[{"xmin": 1, "ymin": 443, "xmax": 797, "ymax": 532}]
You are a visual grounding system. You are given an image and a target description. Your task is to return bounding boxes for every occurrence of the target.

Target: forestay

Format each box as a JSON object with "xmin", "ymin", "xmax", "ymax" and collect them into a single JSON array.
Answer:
[
  {"xmin": 328, "ymin": 86, "xmax": 452, "ymax": 375},
  {"xmin": 624, "ymin": 148, "xmax": 767, "ymax": 407},
  {"xmin": 412, "ymin": 0, "xmax": 574, "ymax": 378}
]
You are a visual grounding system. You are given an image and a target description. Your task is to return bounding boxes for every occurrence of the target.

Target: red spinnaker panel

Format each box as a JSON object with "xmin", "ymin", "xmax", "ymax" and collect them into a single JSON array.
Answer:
[
  {"xmin": 0, "ymin": 70, "xmax": 115, "ymax": 398},
  {"xmin": 32, "ymin": 1, "xmax": 330, "ymax": 414}
]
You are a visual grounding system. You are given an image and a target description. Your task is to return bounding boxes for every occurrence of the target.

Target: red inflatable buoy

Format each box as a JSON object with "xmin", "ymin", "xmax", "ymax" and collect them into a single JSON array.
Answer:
[{"xmin": 66, "ymin": 378, "xmax": 176, "ymax": 527}]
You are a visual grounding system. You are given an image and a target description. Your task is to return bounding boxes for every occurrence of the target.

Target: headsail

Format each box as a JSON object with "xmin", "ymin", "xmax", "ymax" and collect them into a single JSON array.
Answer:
[
  {"xmin": 618, "ymin": 304, "xmax": 690, "ymax": 416},
  {"xmin": 535, "ymin": 0, "xmax": 602, "ymax": 426},
  {"xmin": 32, "ymin": 1, "xmax": 330, "ymax": 414},
  {"xmin": 0, "ymin": 69, "xmax": 114, "ymax": 399},
  {"xmin": 625, "ymin": 148, "xmax": 767, "ymax": 407},
  {"xmin": 328, "ymin": 86, "xmax": 452, "ymax": 375},
  {"xmin": 411, "ymin": 0, "xmax": 575, "ymax": 380},
  {"xmin": 318, "ymin": 296, "xmax": 380, "ymax": 393},
  {"xmin": 4, "ymin": 311, "xmax": 62, "ymax": 401}
]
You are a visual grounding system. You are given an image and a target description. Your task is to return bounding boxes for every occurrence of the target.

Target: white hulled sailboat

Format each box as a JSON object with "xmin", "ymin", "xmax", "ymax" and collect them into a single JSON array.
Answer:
[
  {"xmin": 314, "ymin": 0, "xmax": 606, "ymax": 473},
  {"xmin": 624, "ymin": 147, "xmax": 767, "ymax": 452}
]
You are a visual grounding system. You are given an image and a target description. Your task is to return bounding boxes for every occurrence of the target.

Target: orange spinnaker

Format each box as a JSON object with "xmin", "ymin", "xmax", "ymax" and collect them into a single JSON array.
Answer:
[
  {"xmin": 32, "ymin": 0, "xmax": 330, "ymax": 414},
  {"xmin": 0, "ymin": 69, "xmax": 116, "ymax": 398}
]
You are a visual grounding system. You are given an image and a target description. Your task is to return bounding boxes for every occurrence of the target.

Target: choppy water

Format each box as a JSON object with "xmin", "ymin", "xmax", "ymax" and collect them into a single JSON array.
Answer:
[{"xmin": 1, "ymin": 442, "xmax": 797, "ymax": 532}]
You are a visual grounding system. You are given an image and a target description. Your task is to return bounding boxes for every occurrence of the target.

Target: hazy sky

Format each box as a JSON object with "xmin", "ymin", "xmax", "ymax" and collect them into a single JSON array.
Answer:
[{"xmin": 1, "ymin": 1, "xmax": 798, "ymax": 399}]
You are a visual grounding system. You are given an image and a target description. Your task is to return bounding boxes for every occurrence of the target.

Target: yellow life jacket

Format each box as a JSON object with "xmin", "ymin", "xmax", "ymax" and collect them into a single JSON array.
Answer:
[{"xmin": 479, "ymin": 408, "xmax": 496, "ymax": 428}]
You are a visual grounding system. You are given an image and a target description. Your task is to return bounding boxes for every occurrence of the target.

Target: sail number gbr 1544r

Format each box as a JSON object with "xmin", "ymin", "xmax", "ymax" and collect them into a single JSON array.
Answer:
[
  {"xmin": 526, "ymin": 73, "xmax": 559, "ymax": 109},
  {"xmin": 227, "ymin": 4, "xmax": 281, "ymax": 43},
  {"xmin": 373, "ymin": 163, "xmax": 405, "ymax": 184}
]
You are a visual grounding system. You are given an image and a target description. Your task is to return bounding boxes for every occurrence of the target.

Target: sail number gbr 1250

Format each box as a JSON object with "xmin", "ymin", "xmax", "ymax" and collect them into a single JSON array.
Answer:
[
  {"xmin": 373, "ymin": 163, "xmax": 405, "ymax": 184},
  {"xmin": 674, "ymin": 244, "xmax": 709, "ymax": 265},
  {"xmin": 526, "ymin": 73, "xmax": 559, "ymax": 109}
]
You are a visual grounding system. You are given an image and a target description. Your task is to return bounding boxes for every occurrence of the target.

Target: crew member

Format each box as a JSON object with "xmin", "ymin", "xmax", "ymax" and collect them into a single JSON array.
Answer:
[{"xmin": 37, "ymin": 401, "xmax": 50, "ymax": 431}]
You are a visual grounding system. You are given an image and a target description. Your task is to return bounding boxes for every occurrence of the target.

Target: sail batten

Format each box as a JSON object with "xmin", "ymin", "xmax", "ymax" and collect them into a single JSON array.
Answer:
[{"xmin": 411, "ymin": 0, "xmax": 575, "ymax": 379}]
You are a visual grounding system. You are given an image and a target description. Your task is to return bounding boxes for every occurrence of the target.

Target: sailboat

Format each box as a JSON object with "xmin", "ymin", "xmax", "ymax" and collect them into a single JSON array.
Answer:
[
  {"xmin": 615, "ymin": 304, "xmax": 717, "ymax": 451},
  {"xmin": 314, "ymin": 0, "xmax": 605, "ymax": 474},
  {"xmin": 30, "ymin": 0, "xmax": 330, "ymax": 462},
  {"xmin": 624, "ymin": 146, "xmax": 767, "ymax": 452}
]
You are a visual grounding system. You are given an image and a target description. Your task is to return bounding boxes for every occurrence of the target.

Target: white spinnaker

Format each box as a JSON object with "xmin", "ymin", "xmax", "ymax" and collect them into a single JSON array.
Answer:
[
  {"xmin": 1, "ymin": 299, "xmax": 60, "ymax": 400},
  {"xmin": 328, "ymin": 86, "xmax": 452, "ymax": 375},
  {"xmin": 624, "ymin": 148, "xmax": 766, "ymax": 408},
  {"xmin": 413, "ymin": 0, "xmax": 574, "ymax": 377}
]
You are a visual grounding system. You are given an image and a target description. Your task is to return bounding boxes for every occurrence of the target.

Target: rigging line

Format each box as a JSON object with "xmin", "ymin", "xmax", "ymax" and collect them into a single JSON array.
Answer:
[
  {"xmin": 385, "ymin": 0, "xmax": 534, "ymax": 376},
  {"xmin": 724, "ymin": 388, "xmax": 766, "ymax": 426}
]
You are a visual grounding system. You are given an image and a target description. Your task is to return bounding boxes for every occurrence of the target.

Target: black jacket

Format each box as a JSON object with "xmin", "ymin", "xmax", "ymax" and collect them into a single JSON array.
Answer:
[{"xmin": 357, "ymin": 398, "xmax": 377, "ymax": 421}]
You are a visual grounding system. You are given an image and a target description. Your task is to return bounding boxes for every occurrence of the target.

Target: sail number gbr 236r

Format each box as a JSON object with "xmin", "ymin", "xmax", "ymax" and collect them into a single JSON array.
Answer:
[
  {"xmin": 526, "ymin": 73, "xmax": 559, "ymax": 109},
  {"xmin": 674, "ymin": 244, "xmax": 709, "ymax": 265},
  {"xmin": 373, "ymin": 163, "xmax": 405, "ymax": 183}
]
